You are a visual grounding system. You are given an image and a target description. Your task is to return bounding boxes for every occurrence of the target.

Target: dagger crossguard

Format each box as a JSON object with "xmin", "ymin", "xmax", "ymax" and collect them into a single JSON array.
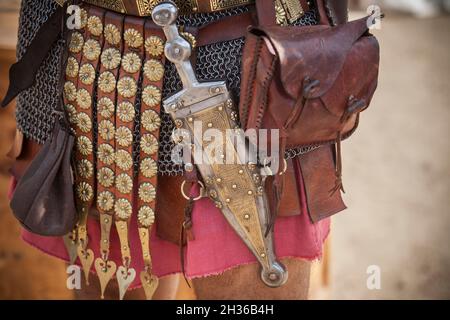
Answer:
[{"xmin": 152, "ymin": 2, "xmax": 199, "ymax": 88}]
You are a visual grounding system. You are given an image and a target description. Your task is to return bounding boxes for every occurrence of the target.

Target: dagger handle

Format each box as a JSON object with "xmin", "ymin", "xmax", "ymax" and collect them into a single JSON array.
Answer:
[{"xmin": 152, "ymin": 3, "xmax": 199, "ymax": 89}]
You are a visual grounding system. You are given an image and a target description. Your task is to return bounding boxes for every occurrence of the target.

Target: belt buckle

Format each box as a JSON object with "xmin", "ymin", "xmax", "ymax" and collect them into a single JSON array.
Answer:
[{"xmin": 275, "ymin": 0, "xmax": 305, "ymax": 25}]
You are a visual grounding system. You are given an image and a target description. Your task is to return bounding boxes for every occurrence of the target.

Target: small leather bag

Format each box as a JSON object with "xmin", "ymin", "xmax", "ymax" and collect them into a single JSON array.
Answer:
[
  {"xmin": 6, "ymin": 4, "xmax": 78, "ymax": 236},
  {"xmin": 239, "ymin": 0, "xmax": 380, "ymax": 151},
  {"xmin": 10, "ymin": 119, "xmax": 77, "ymax": 236}
]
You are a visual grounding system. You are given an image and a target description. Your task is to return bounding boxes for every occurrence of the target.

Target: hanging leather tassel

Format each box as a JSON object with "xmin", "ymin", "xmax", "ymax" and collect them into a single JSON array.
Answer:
[
  {"xmin": 179, "ymin": 196, "xmax": 195, "ymax": 288},
  {"xmin": 265, "ymin": 128, "xmax": 288, "ymax": 237},
  {"xmin": 330, "ymin": 131, "xmax": 345, "ymax": 195}
]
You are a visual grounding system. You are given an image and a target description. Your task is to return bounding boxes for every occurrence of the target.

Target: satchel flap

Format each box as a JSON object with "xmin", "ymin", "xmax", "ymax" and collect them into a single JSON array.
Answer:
[{"xmin": 251, "ymin": 17, "xmax": 373, "ymax": 100}]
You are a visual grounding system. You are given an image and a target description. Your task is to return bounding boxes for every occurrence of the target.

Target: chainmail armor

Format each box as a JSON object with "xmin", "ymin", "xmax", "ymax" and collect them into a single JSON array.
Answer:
[
  {"xmin": 16, "ymin": 0, "xmax": 63, "ymax": 145},
  {"xmin": 15, "ymin": 0, "xmax": 319, "ymax": 176}
]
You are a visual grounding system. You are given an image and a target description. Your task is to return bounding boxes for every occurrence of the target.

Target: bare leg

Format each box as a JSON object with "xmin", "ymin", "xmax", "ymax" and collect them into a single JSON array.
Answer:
[
  {"xmin": 192, "ymin": 258, "xmax": 311, "ymax": 300},
  {"xmin": 74, "ymin": 272, "xmax": 180, "ymax": 300}
]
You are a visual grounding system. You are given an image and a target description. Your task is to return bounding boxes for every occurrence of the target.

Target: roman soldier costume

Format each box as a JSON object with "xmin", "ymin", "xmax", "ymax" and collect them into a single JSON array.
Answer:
[{"xmin": 2, "ymin": 0, "xmax": 380, "ymax": 299}]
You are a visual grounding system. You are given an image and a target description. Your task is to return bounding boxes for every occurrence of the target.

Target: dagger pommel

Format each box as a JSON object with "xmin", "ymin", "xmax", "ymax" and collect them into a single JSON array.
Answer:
[{"xmin": 152, "ymin": 2, "xmax": 199, "ymax": 88}]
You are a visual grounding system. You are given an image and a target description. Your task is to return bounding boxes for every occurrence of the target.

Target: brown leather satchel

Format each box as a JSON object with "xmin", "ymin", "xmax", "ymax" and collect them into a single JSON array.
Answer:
[
  {"xmin": 238, "ymin": 0, "xmax": 379, "ymax": 220},
  {"xmin": 240, "ymin": 0, "xmax": 380, "ymax": 152}
]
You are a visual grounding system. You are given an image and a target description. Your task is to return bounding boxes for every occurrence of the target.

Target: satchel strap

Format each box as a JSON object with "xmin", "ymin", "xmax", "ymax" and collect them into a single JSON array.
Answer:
[
  {"xmin": 255, "ymin": 0, "xmax": 277, "ymax": 26},
  {"xmin": 316, "ymin": 0, "xmax": 332, "ymax": 25}
]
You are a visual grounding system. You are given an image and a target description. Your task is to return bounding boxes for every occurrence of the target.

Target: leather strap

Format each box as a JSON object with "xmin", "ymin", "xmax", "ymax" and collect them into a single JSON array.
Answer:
[
  {"xmin": 256, "ymin": 0, "xmax": 277, "ymax": 26},
  {"xmin": 323, "ymin": 0, "xmax": 349, "ymax": 26},
  {"xmin": 1, "ymin": 6, "xmax": 64, "ymax": 107},
  {"xmin": 316, "ymin": 0, "xmax": 332, "ymax": 25},
  {"xmin": 95, "ymin": 10, "xmax": 124, "ymax": 244},
  {"xmin": 135, "ymin": 19, "xmax": 166, "ymax": 299},
  {"xmin": 114, "ymin": 14, "xmax": 146, "ymax": 271},
  {"xmin": 71, "ymin": 5, "xmax": 106, "ymax": 285},
  {"xmin": 94, "ymin": 9, "xmax": 124, "ymax": 298},
  {"xmin": 194, "ymin": 11, "xmax": 256, "ymax": 47}
]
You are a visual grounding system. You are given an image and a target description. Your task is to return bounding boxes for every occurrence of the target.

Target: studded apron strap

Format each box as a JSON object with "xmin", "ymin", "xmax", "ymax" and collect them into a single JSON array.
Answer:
[
  {"xmin": 93, "ymin": 10, "xmax": 125, "ymax": 299},
  {"xmin": 109, "ymin": 14, "xmax": 146, "ymax": 300},
  {"xmin": 66, "ymin": 5, "xmax": 105, "ymax": 286},
  {"xmin": 135, "ymin": 18, "xmax": 166, "ymax": 300}
]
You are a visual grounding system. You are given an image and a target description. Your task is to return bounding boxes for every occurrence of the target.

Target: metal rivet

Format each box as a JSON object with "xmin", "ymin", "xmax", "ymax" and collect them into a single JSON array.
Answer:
[
  {"xmin": 188, "ymin": 117, "xmax": 194, "ymax": 122},
  {"xmin": 238, "ymin": 169, "xmax": 244, "ymax": 174},
  {"xmin": 225, "ymin": 198, "xmax": 231, "ymax": 203},
  {"xmin": 244, "ymin": 214, "xmax": 250, "ymax": 220},
  {"xmin": 216, "ymin": 178, "xmax": 222, "ymax": 183},
  {"xmin": 260, "ymin": 253, "xmax": 266, "ymax": 258},
  {"xmin": 248, "ymin": 190, "xmax": 253, "ymax": 195},
  {"xmin": 257, "ymin": 186, "xmax": 264, "ymax": 195},
  {"xmin": 207, "ymin": 122, "xmax": 213, "ymax": 128},
  {"xmin": 232, "ymin": 184, "xmax": 237, "ymax": 189},
  {"xmin": 175, "ymin": 119, "xmax": 183, "ymax": 128},
  {"xmin": 185, "ymin": 163, "xmax": 194, "ymax": 172}
]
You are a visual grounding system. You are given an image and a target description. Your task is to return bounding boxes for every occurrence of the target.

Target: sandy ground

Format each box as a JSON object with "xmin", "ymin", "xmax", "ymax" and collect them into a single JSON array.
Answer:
[
  {"xmin": 329, "ymin": 13, "xmax": 450, "ymax": 299},
  {"xmin": 0, "ymin": 9, "xmax": 449, "ymax": 299}
]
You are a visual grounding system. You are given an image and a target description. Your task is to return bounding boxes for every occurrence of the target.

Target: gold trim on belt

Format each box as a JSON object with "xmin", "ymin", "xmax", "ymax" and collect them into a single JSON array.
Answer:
[{"xmin": 81, "ymin": 0, "xmax": 256, "ymax": 16}]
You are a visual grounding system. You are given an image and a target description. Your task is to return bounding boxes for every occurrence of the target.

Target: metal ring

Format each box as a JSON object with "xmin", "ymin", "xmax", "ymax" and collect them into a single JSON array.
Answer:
[
  {"xmin": 261, "ymin": 158, "xmax": 288, "ymax": 176},
  {"xmin": 279, "ymin": 158, "xmax": 288, "ymax": 176},
  {"xmin": 180, "ymin": 180, "xmax": 204, "ymax": 201}
]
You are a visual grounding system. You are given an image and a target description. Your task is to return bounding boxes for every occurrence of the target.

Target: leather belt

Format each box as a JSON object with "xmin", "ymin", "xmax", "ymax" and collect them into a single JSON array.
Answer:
[{"xmin": 82, "ymin": 0, "xmax": 256, "ymax": 16}]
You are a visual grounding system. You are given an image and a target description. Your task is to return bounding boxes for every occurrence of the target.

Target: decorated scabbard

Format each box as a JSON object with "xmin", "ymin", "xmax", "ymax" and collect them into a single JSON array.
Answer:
[{"xmin": 152, "ymin": 2, "xmax": 287, "ymax": 287}]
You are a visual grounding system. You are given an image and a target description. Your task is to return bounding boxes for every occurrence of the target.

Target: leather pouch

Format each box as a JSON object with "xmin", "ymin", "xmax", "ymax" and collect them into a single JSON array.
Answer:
[
  {"xmin": 239, "ymin": 16, "xmax": 380, "ymax": 150},
  {"xmin": 10, "ymin": 119, "xmax": 77, "ymax": 236}
]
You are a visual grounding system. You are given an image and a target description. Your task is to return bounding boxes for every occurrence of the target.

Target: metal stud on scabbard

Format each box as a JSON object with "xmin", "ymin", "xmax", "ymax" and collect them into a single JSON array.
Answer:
[{"xmin": 152, "ymin": 2, "xmax": 288, "ymax": 287}]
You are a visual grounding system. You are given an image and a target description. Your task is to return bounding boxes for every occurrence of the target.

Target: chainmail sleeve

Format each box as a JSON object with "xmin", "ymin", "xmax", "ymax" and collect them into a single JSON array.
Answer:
[{"xmin": 15, "ymin": 0, "xmax": 64, "ymax": 145}]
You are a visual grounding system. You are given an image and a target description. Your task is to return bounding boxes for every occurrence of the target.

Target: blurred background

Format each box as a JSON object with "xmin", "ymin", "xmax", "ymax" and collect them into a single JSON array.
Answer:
[{"xmin": 0, "ymin": 0, "xmax": 449, "ymax": 299}]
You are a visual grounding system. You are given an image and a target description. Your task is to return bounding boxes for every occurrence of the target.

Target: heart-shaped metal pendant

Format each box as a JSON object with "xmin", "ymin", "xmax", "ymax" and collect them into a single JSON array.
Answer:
[
  {"xmin": 140, "ymin": 271, "xmax": 159, "ymax": 300},
  {"xmin": 94, "ymin": 258, "xmax": 117, "ymax": 299},
  {"xmin": 77, "ymin": 247, "xmax": 94, "ymax": 285},
  {"xmin": 116, "ymin": 266, "xmax": 136, "ymax": 300}
]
